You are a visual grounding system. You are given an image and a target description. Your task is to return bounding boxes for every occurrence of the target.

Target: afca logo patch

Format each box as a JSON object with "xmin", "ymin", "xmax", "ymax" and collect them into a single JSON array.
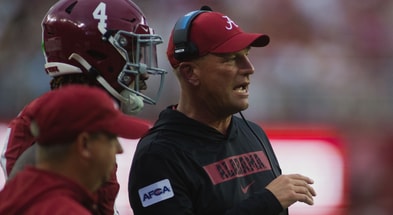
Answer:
[{"xmin": 138, "ymin": 179, "xmax": 174, "ymax": 207}]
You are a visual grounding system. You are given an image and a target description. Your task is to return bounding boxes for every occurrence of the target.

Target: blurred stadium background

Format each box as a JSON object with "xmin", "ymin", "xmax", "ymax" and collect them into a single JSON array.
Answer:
[{"xmin": 1, "ymin": 0, "xmax": 393, "ymax": 214}]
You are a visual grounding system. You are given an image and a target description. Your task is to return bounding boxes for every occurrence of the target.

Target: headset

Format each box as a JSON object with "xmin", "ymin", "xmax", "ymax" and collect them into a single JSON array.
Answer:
[
  {"xmin": 173, "ymin": 4, "xmax": 280, "ymax": 178},
  {"xmin": 172, "ymin": 6, "xmax": 212, "ymax": 61}
]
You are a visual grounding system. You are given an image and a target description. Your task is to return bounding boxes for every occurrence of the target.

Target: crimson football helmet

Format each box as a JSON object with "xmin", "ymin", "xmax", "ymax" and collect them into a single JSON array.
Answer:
[{"xmin": 42, "ymin": 0, "xmax": 166, "ymax": 114}]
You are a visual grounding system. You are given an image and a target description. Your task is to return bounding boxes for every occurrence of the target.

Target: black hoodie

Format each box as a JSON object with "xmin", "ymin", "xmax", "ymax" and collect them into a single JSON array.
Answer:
[{"xmin": 129, "ymin": 106, "xmax": 288, "ymax": 215}]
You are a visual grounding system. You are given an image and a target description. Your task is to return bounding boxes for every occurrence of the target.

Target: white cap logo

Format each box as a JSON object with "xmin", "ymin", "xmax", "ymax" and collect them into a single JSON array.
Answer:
[{"xmin": 222, "ymin": 16, "xmax": 238, "ymax": 30}]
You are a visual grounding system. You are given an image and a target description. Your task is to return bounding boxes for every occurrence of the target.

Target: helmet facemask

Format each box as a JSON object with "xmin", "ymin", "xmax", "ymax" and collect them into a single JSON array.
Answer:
[{"xmin": 111, "ymin": 24, "xmax": 167, "ymax": 105}]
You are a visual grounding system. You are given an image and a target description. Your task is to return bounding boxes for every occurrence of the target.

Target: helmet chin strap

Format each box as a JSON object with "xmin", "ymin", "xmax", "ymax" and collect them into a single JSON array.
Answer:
[
  {"xmin": 68, "ymin": 53, "xmax": 144, "ymax": 115},
  {"xmin": 119, "ymin": 89, "xmax": 144, "ymax": 115}
]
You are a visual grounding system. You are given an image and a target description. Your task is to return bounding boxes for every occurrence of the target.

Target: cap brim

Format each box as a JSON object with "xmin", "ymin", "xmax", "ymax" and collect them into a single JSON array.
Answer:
[
  {"xmin": 211, "ymin": 33, "xmax": 270, "ymax": 53},
  {"xmin": 107, "ymin": 114, "xmax": 150, "ymax": 139}
]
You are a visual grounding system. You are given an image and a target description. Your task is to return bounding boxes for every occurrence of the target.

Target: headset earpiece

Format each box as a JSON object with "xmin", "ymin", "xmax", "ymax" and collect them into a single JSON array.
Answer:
[{"xmin": 173, "ymin": 6, "xmax": 212, "ymax": 61}]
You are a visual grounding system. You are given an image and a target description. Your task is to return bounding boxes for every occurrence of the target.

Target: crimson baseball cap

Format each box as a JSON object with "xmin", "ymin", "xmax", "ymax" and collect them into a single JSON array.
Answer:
[
  {"xmin": 30, "ymin": 85, "xmax": 150, "ymax": 145},
  {"xmin": 167, "ymin": 8, "xmax": 270, "ymax": 68}
]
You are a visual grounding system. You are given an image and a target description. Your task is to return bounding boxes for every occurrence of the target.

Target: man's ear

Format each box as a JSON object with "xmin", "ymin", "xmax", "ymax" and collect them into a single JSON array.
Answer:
[
  {"xmin": 178, "ymin": 62, "xmax": 200, "ymax": 86},
  {"xmin": 75, "ymin": 132, "xmax": 92, "ymax": 158}
]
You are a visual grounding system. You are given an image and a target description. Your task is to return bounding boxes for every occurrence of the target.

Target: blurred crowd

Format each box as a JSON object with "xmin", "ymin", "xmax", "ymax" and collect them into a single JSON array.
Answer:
[{"xmin": 1, "ymin": 0, "xmax": 392, "ymax": 214}]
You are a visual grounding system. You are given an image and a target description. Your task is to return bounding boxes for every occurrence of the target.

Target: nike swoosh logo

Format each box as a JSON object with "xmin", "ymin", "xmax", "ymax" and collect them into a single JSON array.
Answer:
[{"xmin": 241, "ymin": 181, "xmax": 255, "ymax": 194}]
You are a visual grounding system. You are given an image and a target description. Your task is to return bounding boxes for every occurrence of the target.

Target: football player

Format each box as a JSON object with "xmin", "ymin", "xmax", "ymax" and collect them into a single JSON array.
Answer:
[{"xmin": 1, "ymin": 0, "xmax": 166, "ymax": 214}]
